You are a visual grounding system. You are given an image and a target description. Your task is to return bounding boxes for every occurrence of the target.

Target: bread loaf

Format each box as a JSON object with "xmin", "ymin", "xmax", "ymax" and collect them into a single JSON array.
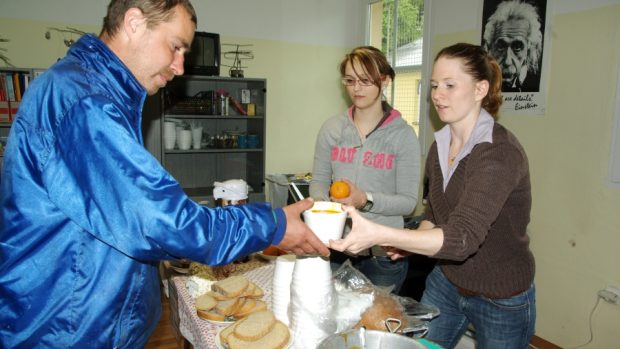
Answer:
[{"xmin": 355, "ymin": 292, "xmax": 407, "ymax": 331}]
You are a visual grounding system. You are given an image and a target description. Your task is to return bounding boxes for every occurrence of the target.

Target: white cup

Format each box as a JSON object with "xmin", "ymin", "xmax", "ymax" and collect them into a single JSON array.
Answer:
[
  {"xmin": 272, "ymin": 254, "xmax": 296, "ymax": 325},
  {"xmin": 302, "ymin": 201, "xmax": 347, "ymax": 244},
  {"xmin": 177, "ymin": 129, "xmax": 192, "ymax": 150},
  {"xmin": 163, "ymin": 122, "xmax": 177, "ymax": 150},
  {"xmin": 191, "ymin": 126, "xmax": 203, "ymax": 149}
]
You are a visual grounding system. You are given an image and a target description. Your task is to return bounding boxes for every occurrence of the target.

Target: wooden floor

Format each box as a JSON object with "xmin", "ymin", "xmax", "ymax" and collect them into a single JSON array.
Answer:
[{"xmin": 144, "ymin": 294, "xmax": 189, "ymax": 349}]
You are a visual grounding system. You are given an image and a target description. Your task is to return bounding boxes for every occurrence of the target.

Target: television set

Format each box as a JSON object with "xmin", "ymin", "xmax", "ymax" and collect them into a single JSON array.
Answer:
[{"xmin": 184, "ymin": 31, "xmax": 220, "ymax": 76}]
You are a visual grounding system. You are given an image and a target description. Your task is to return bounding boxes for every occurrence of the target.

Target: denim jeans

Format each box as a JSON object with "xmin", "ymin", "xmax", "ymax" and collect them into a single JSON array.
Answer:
[
  {"xmin": 330, "ymin": 251, "xmax": 408, "ymax": 294},
  {"xmin": 421, "ymin": 266, "xmax": 536, "ymax": 349}
]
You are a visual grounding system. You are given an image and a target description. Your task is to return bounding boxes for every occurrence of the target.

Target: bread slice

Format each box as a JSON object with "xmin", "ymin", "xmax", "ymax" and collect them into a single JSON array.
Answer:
[
  {"xmin": 240, "ymin": 281, "xmax": 256, "ymax": 297},
  {"xmin": 195, "ymin": 293, "xmax": 217, "ymax": 311},
  {"xmin": 248, "ymin": 282, "xmax": 264, "ymax": 299},
  {"xmin": 215, "ymin": 297, "xmax": 243, "ymax": 316},
  {"xmin": 206, "ymin": 290, "xmax": 230, "ymax": 301},
  {"xmin": 252, "ymin": 300, "xmax": 268, "ymax": 312},
  {"xmin": 196, "ymin": 308, "xmax": 226, "ymax": 322},
  {"xmin": 233, "ymin": 309, "xmax": 276, "ymax": 341},
  {"xmin": 220, "ymin": 320, "xmax": 242, "ymax": 347},
  {"xmin": 233, "ymin": 298, "xmax": 254, "ymax": 317},
  {"xmin": 212, "ymin": 275, "xmax": 249, "ymax": 298},
  {"xmin": 228, "ymin": 320, "xmax": 290, "ymax": 349}
]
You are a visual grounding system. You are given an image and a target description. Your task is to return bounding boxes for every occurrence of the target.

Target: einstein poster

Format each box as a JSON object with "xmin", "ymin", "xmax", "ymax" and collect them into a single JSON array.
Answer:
[{"xmin": 481, "ymin": 0, "xmax": 550, "ymax": 114}]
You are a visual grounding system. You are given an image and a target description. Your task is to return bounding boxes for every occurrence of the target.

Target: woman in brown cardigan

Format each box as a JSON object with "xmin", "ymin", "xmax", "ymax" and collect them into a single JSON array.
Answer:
[{"xmin": 330, "ymin": 42, "xmax": 536, "ymax": 349}]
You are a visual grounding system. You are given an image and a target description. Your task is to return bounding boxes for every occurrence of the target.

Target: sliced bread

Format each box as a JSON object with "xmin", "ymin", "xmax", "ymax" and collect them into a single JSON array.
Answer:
[
  {"xmin": 196, "ymin": 308, "xmax": 226, "ymax": 322},
  {"xmin": 212, "ymin": 275, "xmax": 249, "ymax": 298},
  {"xmin": 215, "ymin": 297, "xmax": 243, "ymax": 316},
  {"xmin": 233, "ymin": 298, "xmax": 254, "ymax": 317},
  {"xmin": 219, "ymin": 320, "xmax": 242, "ymax": 347},
  {"xmin": 228, "ymin": 320, "xmax": 290, "ymax": 349},
  {"xmin": 206, "ymin": 290, "xmax": 230, "ymax": 301},
  {"xmin": 247, "ymin": 281, "xmax": 264, "ymax": 299},
  {"xmin": 233, "ymin": 309, "xmax": 276, "ymax": 341},
  {"xmin": 240, "ymin": 281, "xmax": 256, "ymax": 297},
  {"xmin": 195, "ymin": 293, "xmax": 217, "ymax": 311}
]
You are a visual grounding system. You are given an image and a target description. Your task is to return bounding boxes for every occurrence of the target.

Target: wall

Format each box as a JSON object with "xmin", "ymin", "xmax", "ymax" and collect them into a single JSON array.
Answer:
[
  {"xmin": 426, "ymin": 0, "xmax": 620, "ymax": 347},
  {"xmin": 0, "ymin": 0, "xmax": 366, "ymax": 175}
]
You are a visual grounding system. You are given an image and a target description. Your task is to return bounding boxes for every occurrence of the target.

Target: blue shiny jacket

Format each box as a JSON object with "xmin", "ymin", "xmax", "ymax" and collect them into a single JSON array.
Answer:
[{"xmin": 0, "ymin": 34, "xmax": 285, "ymax": 348}]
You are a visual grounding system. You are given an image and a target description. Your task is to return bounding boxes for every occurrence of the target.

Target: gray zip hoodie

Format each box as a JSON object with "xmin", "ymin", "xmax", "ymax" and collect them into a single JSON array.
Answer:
[{"xmin": 310, "ymin": 105, "xmax": 421, "ymax": 256}]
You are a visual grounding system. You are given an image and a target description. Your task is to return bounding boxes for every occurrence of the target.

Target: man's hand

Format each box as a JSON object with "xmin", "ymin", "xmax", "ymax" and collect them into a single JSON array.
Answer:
[{"xmin": 276, "ymin": 198, "xmax": 330, "ymax": 257}]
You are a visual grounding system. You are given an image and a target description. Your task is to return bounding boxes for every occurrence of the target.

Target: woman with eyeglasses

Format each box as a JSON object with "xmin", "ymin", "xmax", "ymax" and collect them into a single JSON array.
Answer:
[{"xmin": 309, "ymin": 46, "xmax": 421, "ymax": 294}]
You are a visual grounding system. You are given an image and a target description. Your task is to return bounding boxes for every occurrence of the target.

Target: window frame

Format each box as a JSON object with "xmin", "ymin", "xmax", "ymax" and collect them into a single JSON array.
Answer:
[{"xmin": 365, "ymin": 0, "xmax": 433, "ymax": 156}]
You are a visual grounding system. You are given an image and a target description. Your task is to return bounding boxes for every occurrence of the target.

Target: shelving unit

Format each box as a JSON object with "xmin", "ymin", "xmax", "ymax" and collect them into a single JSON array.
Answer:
[
  {"xmin": 0, "ymin": 67, "xmax": 44, "ymax": 173},
  {"xmin": 142, "ymin": 75, "xmax": 267, "ymax": 206}
]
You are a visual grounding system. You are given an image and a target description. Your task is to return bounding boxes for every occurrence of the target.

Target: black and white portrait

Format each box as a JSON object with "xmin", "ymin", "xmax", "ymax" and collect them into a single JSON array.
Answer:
[{"xmin": 481, "ymin": 0, "xmax": 547, "ymax": 93}]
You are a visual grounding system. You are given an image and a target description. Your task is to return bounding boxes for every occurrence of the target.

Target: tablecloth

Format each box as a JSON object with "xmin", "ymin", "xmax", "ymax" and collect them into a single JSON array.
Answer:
[{"xmin": 171, "ymin": 262, "xmax": 275, "ymax": 349}]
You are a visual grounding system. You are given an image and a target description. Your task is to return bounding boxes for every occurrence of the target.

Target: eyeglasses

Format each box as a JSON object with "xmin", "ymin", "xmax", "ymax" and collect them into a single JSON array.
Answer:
[{"xmin": 341, "ymin": 77, "xmax": 375, "ymax": 87}]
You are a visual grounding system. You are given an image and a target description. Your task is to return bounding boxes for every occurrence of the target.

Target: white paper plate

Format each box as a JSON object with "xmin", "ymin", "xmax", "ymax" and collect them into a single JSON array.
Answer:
[
  {"xmin": 214, "ymin": 325, "xmax": 294, "ymax": 349},
  {"xmin": 200, "ymin": 316, "xmax": 235, "ymax": 326}
]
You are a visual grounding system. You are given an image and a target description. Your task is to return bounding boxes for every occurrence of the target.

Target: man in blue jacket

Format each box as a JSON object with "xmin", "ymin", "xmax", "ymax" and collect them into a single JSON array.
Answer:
[{"xmin": 0, "ymin": 0, "xmax": 328, "ymax": 347}]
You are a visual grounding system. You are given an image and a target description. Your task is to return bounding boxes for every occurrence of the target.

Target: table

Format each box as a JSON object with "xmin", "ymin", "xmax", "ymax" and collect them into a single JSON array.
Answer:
[{"xmin": 169, "ymin": 262, "xmax": 275, "ymax": 349}]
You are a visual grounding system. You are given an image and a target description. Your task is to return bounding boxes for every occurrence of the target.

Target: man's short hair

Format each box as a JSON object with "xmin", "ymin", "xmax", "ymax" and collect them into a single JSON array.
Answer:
[
  {"xmin": 100, "ymin": 0, "xmax": 197, "ymax": 38},
  {"xmin": 483, "ymin": 0, "xmax": 543, "ymax": 74}
]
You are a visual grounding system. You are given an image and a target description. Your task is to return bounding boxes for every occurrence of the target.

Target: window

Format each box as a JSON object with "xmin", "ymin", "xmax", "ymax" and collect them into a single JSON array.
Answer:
[{"xmin": 368, "ymin": 0, "xmax": 426, "ymax": 136}]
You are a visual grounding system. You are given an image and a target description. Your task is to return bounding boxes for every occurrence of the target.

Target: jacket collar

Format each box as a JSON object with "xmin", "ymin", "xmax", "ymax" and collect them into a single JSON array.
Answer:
[{"xmin": 68, "ymin": 34, "xmax": 147, "ymax": 113}]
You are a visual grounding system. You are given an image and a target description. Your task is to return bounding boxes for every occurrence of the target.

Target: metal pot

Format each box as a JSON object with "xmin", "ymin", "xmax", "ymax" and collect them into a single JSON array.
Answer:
[{"xmin": 316, "ymin": 328, "xmax": 427, "ymax": 349}]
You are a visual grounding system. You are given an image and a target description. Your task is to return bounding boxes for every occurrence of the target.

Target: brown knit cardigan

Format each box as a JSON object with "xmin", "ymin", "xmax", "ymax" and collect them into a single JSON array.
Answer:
[{"xmin": 423, "ymin": 123, "xmax": 535, "ymax": 298}]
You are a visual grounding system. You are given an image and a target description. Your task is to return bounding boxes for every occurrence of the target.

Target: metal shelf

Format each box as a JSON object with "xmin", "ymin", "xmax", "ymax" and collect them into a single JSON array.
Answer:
[{"xmin": 164, "ymin": 148, "xmax": 263, "ymax": 154}]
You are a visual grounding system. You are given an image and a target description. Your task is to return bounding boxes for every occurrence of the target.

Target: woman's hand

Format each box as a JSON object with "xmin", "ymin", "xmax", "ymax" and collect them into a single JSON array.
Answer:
[
  {"xmin": 329, "ymin": 205, "xmax": 380, "ymax": 254},
  {"xmin": 330, "ymin": 179, "xmax": 366, "ymax": 208},
  {"xmin": 383, "ymin": 246, "xmax": 411, "ymax": 260}
]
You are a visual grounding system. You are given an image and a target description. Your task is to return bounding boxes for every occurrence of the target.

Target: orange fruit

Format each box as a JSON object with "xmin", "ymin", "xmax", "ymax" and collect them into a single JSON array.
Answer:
[{"xmin": 330, "ymin": 180, "xmax": 350, "ymax": 199}]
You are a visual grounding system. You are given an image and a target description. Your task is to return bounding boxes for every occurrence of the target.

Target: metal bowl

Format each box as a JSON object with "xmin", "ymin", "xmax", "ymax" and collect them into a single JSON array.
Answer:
[{"xmin": 316, "ymin": 328, "xmax": 428, "ymax": 349}]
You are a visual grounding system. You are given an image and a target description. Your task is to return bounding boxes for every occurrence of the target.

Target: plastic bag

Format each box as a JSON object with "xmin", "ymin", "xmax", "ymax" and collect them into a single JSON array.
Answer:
[{"xmin": 332, "ymin": 260, "xmax": 439, "ymax": 338}]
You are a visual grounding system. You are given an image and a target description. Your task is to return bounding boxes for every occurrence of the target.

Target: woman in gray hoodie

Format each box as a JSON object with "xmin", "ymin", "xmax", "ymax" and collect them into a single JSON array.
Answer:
[{"xmin": 310, "ymin": 46, "xmax": 421, "ymax": 293}]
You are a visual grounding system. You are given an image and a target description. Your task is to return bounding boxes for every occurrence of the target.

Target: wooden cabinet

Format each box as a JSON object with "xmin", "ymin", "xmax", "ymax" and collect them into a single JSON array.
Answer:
[{"xmin": 143, "ymin": 75, "xmax": 267, "ymax": 206}]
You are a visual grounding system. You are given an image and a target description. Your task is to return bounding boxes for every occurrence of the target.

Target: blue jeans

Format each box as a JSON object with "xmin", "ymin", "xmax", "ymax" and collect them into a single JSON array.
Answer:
[
  {"xmin": 330, "ymin": 251, "xmax": 408, "ymax": 294},
  {"xmin": 421, "ymin": 266, "xmax": 536, "ymax": 349}
]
